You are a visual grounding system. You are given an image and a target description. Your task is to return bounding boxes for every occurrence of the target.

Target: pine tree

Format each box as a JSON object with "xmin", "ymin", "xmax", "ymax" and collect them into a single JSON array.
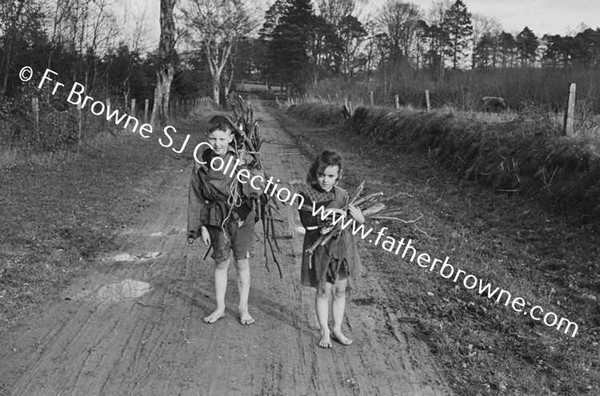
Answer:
[
  {"xmin": 268, "ymin": 0, "xmax": 315, "ymax": 95},
  {"xmin": 441, "ymin": 0, "xmax": 473, "ymax": 70},
  {"xmin": 498, "ymin": 31, "xmax": 516, "ymax": 68},
  {"xmin": 473, "ymin": 32, "xmax": 496, "ymax": 69},
  {"xmin": 516, "ymin": 26, "xmax": 538, "ymax": 67}
]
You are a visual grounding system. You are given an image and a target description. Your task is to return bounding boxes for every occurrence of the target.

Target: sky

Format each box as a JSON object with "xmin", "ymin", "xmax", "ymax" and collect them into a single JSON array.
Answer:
[{"xmin": 127, "ymin": 0, "xmax": 600, "ymax": 50}]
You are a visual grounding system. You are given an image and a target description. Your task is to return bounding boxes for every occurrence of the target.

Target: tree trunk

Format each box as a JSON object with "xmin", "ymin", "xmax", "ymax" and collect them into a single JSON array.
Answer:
[
  {"xmin": 152, "ymin": 0, "xmax": 177, "ymax": 125},
  {"xmin": 212, "ymin": 75, "xmax": 220, "ymax": 105}
]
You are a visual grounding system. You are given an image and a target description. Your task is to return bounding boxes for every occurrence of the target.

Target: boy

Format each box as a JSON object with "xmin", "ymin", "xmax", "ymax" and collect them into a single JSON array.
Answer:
[{"xmin": 187, "ymin": 115, "xmax": 259, "ymax": 325}]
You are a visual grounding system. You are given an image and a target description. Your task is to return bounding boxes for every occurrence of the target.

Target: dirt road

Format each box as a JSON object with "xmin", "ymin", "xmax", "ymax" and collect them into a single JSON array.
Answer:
[{"xmin": 0, "ymin": 102, "xmax": 452, "ymax": 395}]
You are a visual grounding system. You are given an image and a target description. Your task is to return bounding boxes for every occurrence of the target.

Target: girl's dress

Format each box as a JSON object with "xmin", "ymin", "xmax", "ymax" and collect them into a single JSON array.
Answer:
[{"xmin": 298, "ymin": 184, "xmax": 362, "ymax": 292}]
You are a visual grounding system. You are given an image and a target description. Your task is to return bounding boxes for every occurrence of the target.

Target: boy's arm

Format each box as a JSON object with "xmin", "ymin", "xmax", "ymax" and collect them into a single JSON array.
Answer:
[{"xmin": 187, "ymin": 164, "xmax": 209, "ymax": 239}]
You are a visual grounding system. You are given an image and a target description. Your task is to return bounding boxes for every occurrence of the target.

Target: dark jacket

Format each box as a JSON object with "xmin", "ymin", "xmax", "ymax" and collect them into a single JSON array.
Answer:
[{"xmin": 187, "ymin": 146, "xmax": 254, "ymax": 238}]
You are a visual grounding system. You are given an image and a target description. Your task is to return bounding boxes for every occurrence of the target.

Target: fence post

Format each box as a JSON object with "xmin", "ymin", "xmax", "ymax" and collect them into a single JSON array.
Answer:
[
  {"xmin": 31, "ymin": 97, "xmax": 39, "ymax": 131},
  {"xmin": 395, "ymin": 95, "xmax": 400, "ymax": 110},
  {"xmin": 77, "ymin": 101, "xmax": 82, "ymax": 147},
  {"xmin": 563, "ymin": 83, "xmax": 576, "ymax": 136},
  {"xmin": 131, "ymin": 98, "xmax": 136, "ymax": 117},
  {"xmin": 425, "ymin": 90, "xmax": 431, "ymax": 112},
  {"xmin": 144, "ymin": 99, "xmax": 149, "ymax": 123},
  {"xmin": 106, "ymin": 98, "xmax": 111, "ymax": 129},
  {"xmin": 369, "ymin": 91, "xmax": 374, "ymax": 106}
]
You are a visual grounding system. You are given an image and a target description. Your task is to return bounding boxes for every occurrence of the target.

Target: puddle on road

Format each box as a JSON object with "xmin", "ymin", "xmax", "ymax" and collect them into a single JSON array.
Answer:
[
  {"xmin": 112, "ymin": 251, "xmax": 162, "ymax": 262},
  {"xmin": 114, "ymin": 253, "xmax": 136, "ymax": 261},
  {"xmin": 95, "ymin": 279, "xmax": 151, "ymax": 302}
]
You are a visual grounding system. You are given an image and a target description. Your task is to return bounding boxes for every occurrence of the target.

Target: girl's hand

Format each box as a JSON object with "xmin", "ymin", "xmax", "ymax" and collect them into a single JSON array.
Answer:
[
  {"xmin": 348, "ymin": 205, "xmax": 365, "ymax": 224},
  {"xmin": 320, "ymin": 226, "xmax": 334, "ymax": 235},
  {"xmin": 200, "ymin": 226, "xmax": 211, "ymax": 246}
]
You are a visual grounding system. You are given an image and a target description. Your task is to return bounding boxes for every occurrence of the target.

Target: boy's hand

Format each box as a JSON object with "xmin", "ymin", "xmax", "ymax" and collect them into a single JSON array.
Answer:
[
  {"xmin": 200, "ymin": 226, "xmax": 211, "ymax": 246},
  {"xmin": 187, "ymin": 230, "xmax": 197, "ymax": 243}
]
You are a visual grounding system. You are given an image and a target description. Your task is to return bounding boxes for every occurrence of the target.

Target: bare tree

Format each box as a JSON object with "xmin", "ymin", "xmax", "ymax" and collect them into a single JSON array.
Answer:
[
  {"xmin": 471, "ymin": 14, "xmax": 501, "ymax": 68},
  {"xmin": 377, "ymin": 0, "xmax": 422, "ymax": 65},
  {"xmin": 151, "ymin": 0, "xmax": 177, "ymax": 125},
  {"xmin": 182, "ymin": 0, "xmax": 254, "ymax": 105}
]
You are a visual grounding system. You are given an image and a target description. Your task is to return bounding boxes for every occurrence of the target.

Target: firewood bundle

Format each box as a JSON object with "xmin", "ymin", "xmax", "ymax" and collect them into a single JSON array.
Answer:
[
  {"xmin": 306, "ymin": 181, "xmax": 412, "ymax": 257},
  {"xmin": 226, "ymin": 95, "xmax": 283, "ymax": 278}
]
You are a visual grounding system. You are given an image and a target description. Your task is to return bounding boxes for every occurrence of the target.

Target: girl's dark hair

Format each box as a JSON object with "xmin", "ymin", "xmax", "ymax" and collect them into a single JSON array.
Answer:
[
  {"xmin": 306, "ymin": 150, "xmax": 343, "ymax": 185},
  {"xmin": 207, "ymin": 115, "xmax": 232, "ymax": 134}
]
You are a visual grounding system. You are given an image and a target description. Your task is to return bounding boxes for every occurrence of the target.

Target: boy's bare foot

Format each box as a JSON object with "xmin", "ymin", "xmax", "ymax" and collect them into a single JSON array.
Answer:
[
  {"xmin": 331, "ymin": 330, "xmax": 353, "ymax": 346},
  {"xmin": 319, "ymin": 332, "xmax": 333, "ymax": 348},
  {"xmin": 203, "ymin": 309, "xmax": 225, "ymax": 324},
  {"xmin": 239, "ymin": 312, "xmax": 255, "ymax": 325}
]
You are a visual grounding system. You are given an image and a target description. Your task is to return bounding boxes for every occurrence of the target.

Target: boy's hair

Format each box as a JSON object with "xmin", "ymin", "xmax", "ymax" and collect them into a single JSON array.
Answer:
[
  {"xmin": 207, "ymin": 115, "xmax": 233, "ymax": 135},
  {"xmin": 306, "ymin": 150, "xmax": 343, "ymax": 185}
]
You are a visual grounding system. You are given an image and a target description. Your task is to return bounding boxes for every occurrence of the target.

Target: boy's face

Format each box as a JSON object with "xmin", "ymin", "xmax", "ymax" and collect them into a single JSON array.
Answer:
[
  {"xmin": 207, "ymin": 128, "xmax": 233, "ymax": 156},
  {"xmin": 317, "ymin": 165, "xmax": 340, "ymax": 192}
]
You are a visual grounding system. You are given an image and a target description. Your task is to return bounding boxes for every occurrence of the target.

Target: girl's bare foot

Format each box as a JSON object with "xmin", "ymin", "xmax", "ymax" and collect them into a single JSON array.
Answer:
[
  {"xmin": 319, "ymin": 331, "xmax": 333, "ymax": 348},
  {"xmin": 203, "ymin": 309, "xmax": 225, "ymax": 324},
  {"xmin": 331, "ymin": 330, "xmax": 353, "ymax": 346},
  {"xmin": 239, "ymin": 311, "xmax": 255, "ymax": 325}
]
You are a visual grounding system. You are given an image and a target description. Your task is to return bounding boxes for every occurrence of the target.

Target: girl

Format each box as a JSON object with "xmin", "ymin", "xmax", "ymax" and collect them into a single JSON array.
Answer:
[{"xmin": 298, "ymin": 150, "xmax": 364, "ymax": 348}]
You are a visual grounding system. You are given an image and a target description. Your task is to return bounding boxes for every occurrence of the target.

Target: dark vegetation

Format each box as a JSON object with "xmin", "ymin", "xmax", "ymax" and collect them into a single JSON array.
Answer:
[{"xmin": 288, "ymin": 103, "xmax": 600, "ymax": 221}]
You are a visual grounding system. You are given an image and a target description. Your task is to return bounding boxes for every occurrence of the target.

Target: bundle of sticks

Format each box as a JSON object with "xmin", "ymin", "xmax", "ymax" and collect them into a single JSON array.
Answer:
[
  {"xmin": 305, "ymin": 181, "xmax": 414, "ymax": 257},
  {"xmin": 226, "ymin": 95, "xmax": 283, "ymax": 278}
]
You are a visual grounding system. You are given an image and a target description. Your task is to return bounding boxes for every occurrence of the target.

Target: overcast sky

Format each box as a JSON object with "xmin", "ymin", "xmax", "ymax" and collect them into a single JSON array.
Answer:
[{"xmin": 127, "ymin": 0, "xmax": 600, "ymax": 49}]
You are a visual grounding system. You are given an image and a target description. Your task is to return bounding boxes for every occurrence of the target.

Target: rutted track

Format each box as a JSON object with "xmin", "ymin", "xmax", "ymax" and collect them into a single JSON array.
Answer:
[{"xmin": 0, "ymin": 101, "xmax": 452, "ymax": 395}]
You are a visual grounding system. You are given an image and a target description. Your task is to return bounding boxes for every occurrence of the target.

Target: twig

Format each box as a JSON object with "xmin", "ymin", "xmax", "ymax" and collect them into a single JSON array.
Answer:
[{"xmin": 415, "ymin": 225, "xmax": 436, "ymax": 240}]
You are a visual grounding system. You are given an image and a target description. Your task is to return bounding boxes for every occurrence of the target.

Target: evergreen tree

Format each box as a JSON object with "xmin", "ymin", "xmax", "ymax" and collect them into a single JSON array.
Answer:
[
  {"xmin": 473, "ymin": 32, "xmax": 496, "ymax": 69},
  {"xmin": 441, "ymin": 0, "xmax": 473, "ymax": 70},
  {"xmin": 268, "ymin": 0, "xmax": 315, "ymax": 95},
  {"xmin": 516, "ymin": 26, "xmax": 538, "ymax": 67},
  {"xmin": 498, "ymin": 31, "xmax": 516, "ymax": 68}
]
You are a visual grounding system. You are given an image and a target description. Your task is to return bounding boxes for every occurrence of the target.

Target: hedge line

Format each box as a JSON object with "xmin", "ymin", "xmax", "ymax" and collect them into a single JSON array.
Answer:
[{"xmin": 287, "ymin": 103, "xmax": 600, "ymax": 221}]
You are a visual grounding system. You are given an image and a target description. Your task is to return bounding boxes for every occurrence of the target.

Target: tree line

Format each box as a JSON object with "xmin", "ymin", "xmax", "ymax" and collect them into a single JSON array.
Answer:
[
  {"xmin": 0, "ymin": 0, "xmax": 210, "ymax": 109},
  {"xmin": 245, "ymin": 0, "xmax": 600, "ymax": 95},
  {"xmin": 2, "ymin": 0, "xmax": 599, "ymax": 114}
]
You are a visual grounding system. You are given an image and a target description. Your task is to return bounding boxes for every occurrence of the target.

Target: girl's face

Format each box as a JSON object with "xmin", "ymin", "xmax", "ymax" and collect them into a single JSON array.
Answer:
[
  {"xmin": 316, "ymin": 165, "xmax": 340, "ymax": 192},
  {"xmin": 207, "ymin": 129, "xmax": 233, "ymax": 156}
]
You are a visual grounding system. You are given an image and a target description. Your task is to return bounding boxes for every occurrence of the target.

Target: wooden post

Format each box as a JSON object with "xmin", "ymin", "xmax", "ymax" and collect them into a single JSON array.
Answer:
[
  {"xmin": 144, "ymin": 99, "xmax": 149, "ymax": 123},
  {"xmin": 106, "ymin": 98, "xmax": 111, "ymax": 127},
  {"xmin": 369, "ymin": 91, "xmax": 374, "ymax": 106},
  {"xmin": 564, "ymin": 83, "xmax": 576, "ymax": 136},
  {"xmin": 31, "ymin": 97, "xmax": 39, "ymax": 131},
  {"xmin": 425, "ymin": 90, "xmax": 431, "ymax": 112},
  {"xmin": 77, "ymin": 102, "xmax": 82, "ymax": 146},
  {"xmin": 348, "ymin": 99, "xmax": 353, "ymax": 115},
  {"xmin": 395, "ymin": 94, "xmax": 400, "ymax": 110},
  {"xmin": 131, "ymin": 98, "xmax": 136, "ymax": 117}
]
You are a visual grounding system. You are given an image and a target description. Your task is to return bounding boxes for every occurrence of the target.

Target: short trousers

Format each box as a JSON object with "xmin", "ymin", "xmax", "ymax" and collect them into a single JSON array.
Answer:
[{"xmin": 206, "ymin": 213, "xmax": 256, "ymax": 262}]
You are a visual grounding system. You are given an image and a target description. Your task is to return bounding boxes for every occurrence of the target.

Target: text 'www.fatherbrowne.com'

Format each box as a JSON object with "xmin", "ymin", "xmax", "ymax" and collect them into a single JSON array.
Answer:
[{"xmin": 311, "ymin": 203, "xmax": 579, "ymax": 338}]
